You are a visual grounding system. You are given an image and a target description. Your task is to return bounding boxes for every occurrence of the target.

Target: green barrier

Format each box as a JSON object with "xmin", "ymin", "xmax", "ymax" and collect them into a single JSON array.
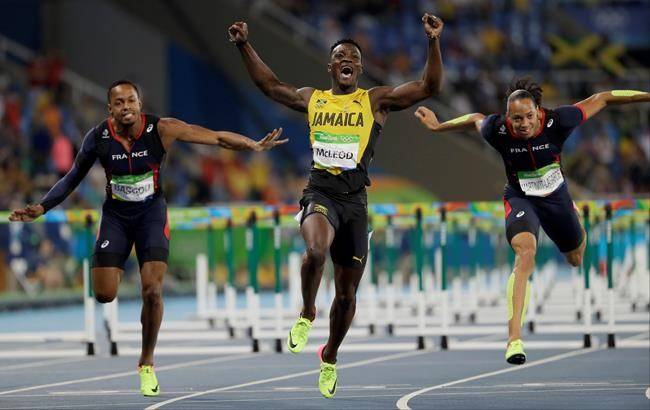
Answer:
[
  {"xmin": 582, "ymin": 205, "xmax": 591, "ymax": 291},
  {"xmin": 439, "ymin": 206, "xmax": 448, "ymax": 350},
  {"xmin": 84, "ymin": 215, "xmax": 95, "ymax": 299},
  {"xmin": 246, "ymin": 212, "xmax": 259, "ymax": 294},
  {"xmin": 385, "ymin": 215, "xmax": 396, "ymax": 286},
  {"xmin": 414, "ymin": 208, "xmax": 424, "ymax": 292},
  {"xmin": 581, "ymin": 204, "xmax": 592, "ymax": 348},
  {"xmin": 273, "ymin": 210, "xmax": 282, "ymax": 295}
]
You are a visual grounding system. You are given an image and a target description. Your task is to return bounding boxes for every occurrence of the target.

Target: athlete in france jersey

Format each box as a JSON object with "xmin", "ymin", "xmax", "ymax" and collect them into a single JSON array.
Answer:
[
  {"xmin": 230, "ymin": 14, "xmax": 444, "ymax": 397},
  {"xmin": 9, "ymin": 80, "xmax": 287, "ymax": 396},
  {"xmin": 414, "ymin": 79, "xmax": 649, "ymax": 366},
  {"xmin": 40, "ymin": 113, "xmax": 170, "ymax": 269}
]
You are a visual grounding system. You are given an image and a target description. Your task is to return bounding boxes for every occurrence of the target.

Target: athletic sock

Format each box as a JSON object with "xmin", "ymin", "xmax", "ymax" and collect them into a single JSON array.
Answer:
[{"xmin": 507, "ymin": 272, "xmax": 531, "ymax": 327}]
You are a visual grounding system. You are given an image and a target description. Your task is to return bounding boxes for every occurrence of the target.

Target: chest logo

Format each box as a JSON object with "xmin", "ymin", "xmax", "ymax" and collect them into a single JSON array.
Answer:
[
  {"xmin": 315, "ymin": 99, "xmax": 328, "ymax": 109},
  {"xmin": 146, "ymin": 124, "xmax": 154, "ymax": 133},
  {"xmin": 102, "ymin": 129, "xmax": 110, "ymax": 138},
  {"xmin": 499, "ymin": 125, "xmax": 507, "ymax": 135},
  {"xmin": 112, "ymin": 150, "xmax": 149, "ymax": 160},
  {"xmin": 311, "ymin": 111, "xmax": 364, "ymax": 127},
  {"xmin": 547, "ymin": 119, "xmax": 554, "ymax": 128}
]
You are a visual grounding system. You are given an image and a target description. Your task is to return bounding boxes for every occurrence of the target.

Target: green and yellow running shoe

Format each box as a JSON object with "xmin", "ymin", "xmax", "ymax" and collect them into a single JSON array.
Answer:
[
  {"xmin": 318, "ymin": 345, "xmax": 337, "ymax": 398},
  {"xmin": 138, "ymin": 365, "xmax": 160, "ymax": 397},
  {"xmin": 505, "ymin": 339, "xmax": 526, "ymax": 365},
  {"xmin": 287, "ymin": 317, "xmax": 312, "ymax": 354}
]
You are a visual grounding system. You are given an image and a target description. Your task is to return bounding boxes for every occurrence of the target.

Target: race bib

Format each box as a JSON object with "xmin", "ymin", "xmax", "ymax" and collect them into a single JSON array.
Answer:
[
  {"xmin": 312, "ymin": 131, "xmax": 359, "ymax": 170},
  {"xmin": 110, "ymin": 171, "xmax": 155, "ymax": 202},
  {"xmin": 517, "ymin": 163, "xmax": 564, "ymax": 197}
]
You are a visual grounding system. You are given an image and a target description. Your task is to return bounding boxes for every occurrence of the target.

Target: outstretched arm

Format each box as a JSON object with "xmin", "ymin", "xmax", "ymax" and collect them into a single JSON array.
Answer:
[
  {"xmin": 414, "ymin": 106, "xmax": 485, "ymax": 134},
  {"xmin": 228, "ymin": 21, "xmax": 313, "ymax": 112},
  {"xmin": 370, "ymin": 14, "xmax": 444, "ymax": 114},
  {"xmin": 575, "ymin": 90, "xmax": 650, "ymax": 120},
  {"xmin": 157, "ymin": 118, "xmax": 287, "ymax": 152},
  {"xmin": 10, "ymin": 131, "xmax": 98, "ymax": 221}
]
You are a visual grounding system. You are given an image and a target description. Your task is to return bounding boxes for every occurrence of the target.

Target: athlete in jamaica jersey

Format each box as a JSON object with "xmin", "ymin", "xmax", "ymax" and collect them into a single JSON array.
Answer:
[
  {"xmin": 414, "ymin": 77, "xmax": 650, "ymax": 365},
  {"xmin": 230, "ymin": 14, "xmax": 444, "ymax": 398},
  {"xmin": 9, "ymin": 80, "xmax": 287, "ymax": 396}
]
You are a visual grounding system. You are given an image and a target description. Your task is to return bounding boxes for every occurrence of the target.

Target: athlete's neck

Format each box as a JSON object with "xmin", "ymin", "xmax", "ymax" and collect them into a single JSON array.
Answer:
[
  {"xmin": 111, "ymin": 115, "xmax": 142, "ymax": 139},
  {"xmin": 331, "ymin": 82, "xmax": 357, "ymax": 95}
]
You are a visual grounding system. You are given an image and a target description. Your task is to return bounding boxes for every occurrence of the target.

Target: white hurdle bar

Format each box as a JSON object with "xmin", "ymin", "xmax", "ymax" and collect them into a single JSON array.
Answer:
[{"xmin": 0, "ymin": 258, "xmax": 95, "ymax": 358}]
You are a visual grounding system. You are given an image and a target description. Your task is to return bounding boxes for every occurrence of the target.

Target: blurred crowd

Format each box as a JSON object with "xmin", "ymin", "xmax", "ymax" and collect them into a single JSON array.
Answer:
[
  {"xmin": 274, "ymin": 0, "xmax": 650, "ymax": 194},
  {"xmin": 0, "ymin": 59, "xmax": 304, "ymax": 216}
]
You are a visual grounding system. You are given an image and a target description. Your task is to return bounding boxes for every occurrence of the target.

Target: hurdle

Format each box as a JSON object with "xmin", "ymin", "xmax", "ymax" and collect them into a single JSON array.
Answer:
[{"xmin": 0, "ymin": 214, "xmax": 96, "ymax": 358}]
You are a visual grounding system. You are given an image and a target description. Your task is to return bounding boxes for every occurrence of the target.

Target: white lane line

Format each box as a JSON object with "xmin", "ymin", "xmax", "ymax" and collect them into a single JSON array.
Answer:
[
  {"xmin": 145, "ymin": 348, "xmax": 436, "ymax": 410},
  {"xmin": 0, "ymin": 353, "xmax": 256, "ymax": 396},
  {"xmin": 396, "ymin": 331, "xmax": 649, "ymax": 410},
  {"xmin": 0, "ymin": 357, "xmax": 88, "ymax": 372},
  {"xmin": 396, "ymin": 348, "xmax": 599, "ymax": 409}
]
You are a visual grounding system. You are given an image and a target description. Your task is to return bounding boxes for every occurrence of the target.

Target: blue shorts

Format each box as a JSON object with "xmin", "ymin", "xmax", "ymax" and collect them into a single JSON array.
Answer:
[
  {"xmin": 503, "ymin": 183, "xmax": 583, "ymax": 253},
  {"xmin": 92, "ymin": 195, "xmax": 170, "ymax": 269}
]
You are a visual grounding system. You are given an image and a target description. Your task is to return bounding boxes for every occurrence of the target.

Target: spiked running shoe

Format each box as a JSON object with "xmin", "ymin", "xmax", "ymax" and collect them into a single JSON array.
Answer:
[
  {"xmin": 287, "ymin": 317, "xmax": 312, "ymax": 354},
  {"xmin": 505, "ymin": 339, "xmax": 526, "ymax": 365},
  {"xmin": 317, "ymin": 345, "xmax": 337, "ymax": 398},
  {"xmin": 138, "ymin": 365, "xmax": 160, "ymax": 396}
]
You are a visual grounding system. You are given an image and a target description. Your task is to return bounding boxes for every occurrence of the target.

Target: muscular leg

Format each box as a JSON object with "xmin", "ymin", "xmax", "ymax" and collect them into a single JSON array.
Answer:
[
  {"xmin": 563, "ymin": 225, "xmax": 586, "ymax": 267},
  {"xmin": 139, "ymin": 261, "xmax": 166, "ymax": 366},
  {"xmin": 92, "ymin": 267, "xmax": 122, "ymax": 303},
  {"xmin": 321, "ymin": 263, "xmax": 364, "ymax": 364},
  {"xmin": 299, "ymin": 214, "xmax": 335, "ymax": 321},
  {"xmin": 508, "ymin": 232, "xmax": 537, "ymax": 343}
]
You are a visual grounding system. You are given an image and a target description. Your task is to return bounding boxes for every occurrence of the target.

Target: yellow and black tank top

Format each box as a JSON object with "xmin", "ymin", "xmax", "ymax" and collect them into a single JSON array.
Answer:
[{"xmin": 306, "ymin": 88, "xmax": 382, "ymax": 194}]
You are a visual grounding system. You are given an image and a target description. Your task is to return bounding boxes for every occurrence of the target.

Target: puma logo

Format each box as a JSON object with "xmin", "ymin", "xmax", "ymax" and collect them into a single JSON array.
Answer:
[{"xmin": 352, "ymin": 255, "xmax": 365, "ymax": 264}]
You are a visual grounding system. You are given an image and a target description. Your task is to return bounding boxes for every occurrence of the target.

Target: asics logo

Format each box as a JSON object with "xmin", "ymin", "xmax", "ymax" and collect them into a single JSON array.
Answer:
[
  {"xmin": 547, "ymin": 119, "xmax": 554, "ymax": 128},
  {"xmin": 146, "ymin": 123, "xmax": 154, "ymax": 133},
  {"xmin": 101, "ymin": 240, "xmax": 110, "ymax": 249},
  {"xmin": 516, "ymin": 211, "xmax": 525, "ymax": 218}
]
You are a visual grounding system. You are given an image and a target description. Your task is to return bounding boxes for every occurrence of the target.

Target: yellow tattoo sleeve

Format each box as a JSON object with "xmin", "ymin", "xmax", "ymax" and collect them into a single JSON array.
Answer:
[
  {"xmin": 611, "ymin": 90, "xmax": 645, "ymax": 97},
  {"xmin": 447, "ymin": 113, "xmax": 472, "ymax": 125}
]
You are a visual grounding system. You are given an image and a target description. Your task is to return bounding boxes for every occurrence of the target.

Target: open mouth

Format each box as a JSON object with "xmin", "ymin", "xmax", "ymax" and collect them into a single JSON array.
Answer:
[
  {"xmin": 341, "ymin": 66, "xmax": 353, "ymax": 79},
  {"xmin": 123, "ymin": 112, "xmax": 135, "ymax": 120}
]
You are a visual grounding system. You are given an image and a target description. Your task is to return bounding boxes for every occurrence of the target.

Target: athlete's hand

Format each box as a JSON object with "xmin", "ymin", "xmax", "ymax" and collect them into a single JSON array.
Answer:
[
  {"xmin": 9, "ymin": 204, "xmax": 45, "ymax": 222},
  {"xmin": 422, "ymin": 14, "xmax": 443, "ymax": 39},
  {"xmin": 228, "ymin": 21, "xmax": 249, "ymax": 44},
  {"xmin": 253, "ymin": 128, "xmax": 288, "ymax": 152},
  {"xmin": 414, "ymin": 106, "xmax": 440, "ymax": 130}
]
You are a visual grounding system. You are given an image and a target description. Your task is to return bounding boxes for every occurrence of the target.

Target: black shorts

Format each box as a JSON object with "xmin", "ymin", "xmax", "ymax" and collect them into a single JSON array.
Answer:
[
  {"xmin": 92, "ymin": 195, "xmax": 170, "ymax": 269},
  {"xmin": 503, "ymin": 183, "xmax": 583, "ymax": 253},
  {"xmin": 299, "ymin": 187, "xmax": 368, "ymax": 268}
]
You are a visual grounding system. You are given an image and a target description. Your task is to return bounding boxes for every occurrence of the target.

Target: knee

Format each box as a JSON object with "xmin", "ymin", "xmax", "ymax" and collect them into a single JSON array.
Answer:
[
  {"xmin": 566, "ymin": 252, "xmax": 582, "ymax": 267},
  {"xmin": 335, "ymin": 290, "xmax": 357, "ymax": 311},
  {"xmin": 304, "ymin": 246, "xmax": 327, "ymax": 268},
  {"xmin": 141, "ymin": 283, "xmax": 162, "ymax": 305},
  {"xmin": 515, "ymin": 246, "xmax": 537, "ymax": 270},
  {"xmin": 95, "ymin": 291, "xmax": 116, "ymax": 304}
]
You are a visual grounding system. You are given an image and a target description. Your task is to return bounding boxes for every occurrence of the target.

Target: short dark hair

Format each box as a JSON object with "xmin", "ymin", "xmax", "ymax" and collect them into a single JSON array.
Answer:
[
  {"xmin": 507, "ymin": 77, "xmax": 542, "ymax": 107},
  {"xmin": 330, "ymin": 39, "xmax": 363, "ymax": 57},
  {"xmin": 107, "ymin": 80, "xmax": 141, "ymax": 103}
]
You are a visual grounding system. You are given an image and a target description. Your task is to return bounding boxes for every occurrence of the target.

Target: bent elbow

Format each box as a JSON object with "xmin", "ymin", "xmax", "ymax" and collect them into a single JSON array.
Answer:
[{"xmin": 425, "ymin": 80, "xmax": 442, "ymax": 96}]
